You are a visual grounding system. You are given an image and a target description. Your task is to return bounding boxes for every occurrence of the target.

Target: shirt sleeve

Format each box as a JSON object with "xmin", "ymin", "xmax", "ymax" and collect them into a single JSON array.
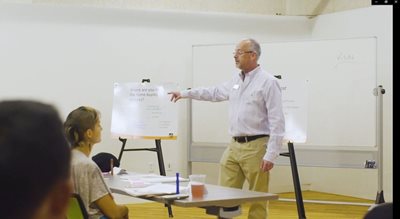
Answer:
[
  {"xmin": 88, "ymin": 165, "xmax": 111, "ymax": 204},
  {"xmin": 263, "ymin": 79, "xmax": 285, "ymax": 162}
]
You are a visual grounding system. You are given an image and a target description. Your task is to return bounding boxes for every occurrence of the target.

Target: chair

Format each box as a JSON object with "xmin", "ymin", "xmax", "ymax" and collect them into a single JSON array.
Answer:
[
  {"xmin": 67, "ymin": 193, "xmax": 89, "ymax": 219},
  {"xmin": 92, "ymin": 152, "xmax": 120, "ymax": 172},
  {"xmin": 364, "ymin": 202, "xmax": 393, "ymax": 219}
]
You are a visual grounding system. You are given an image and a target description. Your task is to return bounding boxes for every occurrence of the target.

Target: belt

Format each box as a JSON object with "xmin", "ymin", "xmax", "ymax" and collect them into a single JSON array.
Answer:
[{"xmin": 232, "ymin": 134, "xmax": 269, "ymax": 143}]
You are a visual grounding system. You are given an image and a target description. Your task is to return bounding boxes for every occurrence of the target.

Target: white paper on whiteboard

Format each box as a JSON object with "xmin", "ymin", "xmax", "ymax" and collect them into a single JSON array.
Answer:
[{"xmin": 280, "ymin": 79, "xmax": 308, "ymax": 143}]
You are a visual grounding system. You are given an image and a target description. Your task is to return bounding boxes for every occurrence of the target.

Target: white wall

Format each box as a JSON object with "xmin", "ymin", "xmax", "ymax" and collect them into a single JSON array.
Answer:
[
  {"xmin": 0, "ymin": 3, "xmax": 391, "ymax": 201},
  {"xmin": 0, "ymin": 3, "xmax": 309, "ymax": 177}
]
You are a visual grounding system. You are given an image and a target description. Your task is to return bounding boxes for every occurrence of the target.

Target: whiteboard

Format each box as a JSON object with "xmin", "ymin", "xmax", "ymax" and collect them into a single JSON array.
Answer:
[
  {"xmin": 111, "ymin": 82, "xmax": 178, "ymax": 139},
  {"xmin": 192, "ymin": 38, "xmax": 377, "ymax": 149},
  {"xmin": 192, "ymin": 38, "xmax": 376, "ymax": 147}
]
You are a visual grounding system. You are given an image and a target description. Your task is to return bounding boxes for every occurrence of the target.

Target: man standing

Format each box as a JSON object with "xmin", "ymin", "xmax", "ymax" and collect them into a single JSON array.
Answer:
[{"xmin": 170, "ymin": 38, "xmax": 285, "ymax": 218}]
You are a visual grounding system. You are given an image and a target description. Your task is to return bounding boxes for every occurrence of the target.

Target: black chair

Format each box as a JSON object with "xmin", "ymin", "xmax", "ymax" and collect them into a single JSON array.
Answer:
[
  {"xmin": 364, "ymin": 202, "xmax": 393, "ymax": 219},
  {"xmin": 92, "ymin": 152, "xmax": 120, "ymax": 172}
]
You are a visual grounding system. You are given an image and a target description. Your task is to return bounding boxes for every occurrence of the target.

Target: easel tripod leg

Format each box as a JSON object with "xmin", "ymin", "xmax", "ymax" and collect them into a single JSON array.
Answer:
[
  {"xmin": 155, "ymin": 139, "xmax": 173, "ymax": 217},
  {"xmin": 288, "ymin": 142, "xmax": 306, "ymax": 219}
]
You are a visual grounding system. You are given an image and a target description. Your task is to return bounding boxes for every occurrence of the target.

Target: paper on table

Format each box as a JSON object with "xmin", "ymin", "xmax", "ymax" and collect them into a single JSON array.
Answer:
[
  {"xmin": 113, "ymin": 167, "xmax": 127, "ymax": 175},
  {"xmin": 126, "ymin": 180, "xmax": 153, "ymax": 188},
  {"xmin": 141, "ymin": 176, "xmax": 188, "ymax": 183},
  {"xmin": 124, "ymin": 183, "xmax": 177, "ymax": 196},
  {"xmin": 120, "ymin": 174, "xmax": 188, "ymax": 183}
]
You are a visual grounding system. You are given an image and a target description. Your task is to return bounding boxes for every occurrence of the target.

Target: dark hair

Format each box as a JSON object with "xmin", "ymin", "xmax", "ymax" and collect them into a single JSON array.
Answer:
[
  {"xmin": 0, "ymin": 100, "xmax": 71, "ymax": 219},
  {"xmin": 64, "ymin": 106, "xmax": 99, "ymax": 147}
]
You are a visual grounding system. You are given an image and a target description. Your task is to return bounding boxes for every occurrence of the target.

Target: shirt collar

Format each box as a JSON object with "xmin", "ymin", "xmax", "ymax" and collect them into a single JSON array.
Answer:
[{"xmin": 238, "ymin": 65, "xmax": 261, "ymax": 80}]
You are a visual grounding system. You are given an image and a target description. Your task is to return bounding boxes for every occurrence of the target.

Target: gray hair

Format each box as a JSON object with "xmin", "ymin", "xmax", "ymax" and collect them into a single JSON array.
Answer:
[{"xmin": 246, "ymin": 38, "xmax": 261, "ymax": 60}]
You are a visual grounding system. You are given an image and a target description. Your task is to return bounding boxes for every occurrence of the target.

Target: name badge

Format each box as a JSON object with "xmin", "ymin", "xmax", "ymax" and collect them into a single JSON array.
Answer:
[{"xmin": 233, "ymin": 84, "xmax": 239, "ymax": 89}]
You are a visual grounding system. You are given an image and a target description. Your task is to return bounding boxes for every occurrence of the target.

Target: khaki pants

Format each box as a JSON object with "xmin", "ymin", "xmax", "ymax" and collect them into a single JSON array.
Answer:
[{"xmin": 219, "ymin": 137, "xmax": 270, "ymax": 219}]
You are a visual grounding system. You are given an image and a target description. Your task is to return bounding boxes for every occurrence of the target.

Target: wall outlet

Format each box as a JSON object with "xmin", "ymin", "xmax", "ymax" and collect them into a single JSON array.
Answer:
[
  {"xmin": 148, "ymin": 162, "xmax": 154, "ymax": 173},
  {"xmin": 166, "ymin": 163, "xmax": 173, "ymax": 172}
]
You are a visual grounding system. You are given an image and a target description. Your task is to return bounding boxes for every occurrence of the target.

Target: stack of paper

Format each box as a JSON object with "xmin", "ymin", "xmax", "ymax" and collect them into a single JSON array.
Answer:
[
  {"xmin": 124, "ymin": 183, "xmax": 176, "ymax": 196},
  {"xmin": 120, "ymin": 174, "xmax": 188, "ymax": 183}
]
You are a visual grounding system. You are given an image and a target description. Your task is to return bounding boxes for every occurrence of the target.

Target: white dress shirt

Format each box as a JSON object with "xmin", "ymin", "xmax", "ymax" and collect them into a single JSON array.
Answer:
[{"xmin": 181, "ymin": 66, "xmax": 285, "ymax": 162}]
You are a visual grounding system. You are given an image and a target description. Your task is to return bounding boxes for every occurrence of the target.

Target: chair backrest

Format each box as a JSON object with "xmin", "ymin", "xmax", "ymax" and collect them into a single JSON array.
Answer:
[
  {"xmin": 364, "ymin": 202, "xmax": 393, "ymax": 219},
  {"xmin": 67, "ymin": 193, "xmax": 89, "ymax": 219},
  {"xmin": 92, "ymin": 152, "xmax": 120, "ymax": 172}
]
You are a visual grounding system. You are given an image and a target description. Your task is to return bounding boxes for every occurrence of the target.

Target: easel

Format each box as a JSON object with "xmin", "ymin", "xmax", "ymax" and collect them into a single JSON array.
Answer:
[
  {"xmin": 117, "ymin": 137, "xmax": 167, "ymax": 176},
  {"xmin": 276, "ymin": 74, "xmax": 306, "ymax": 219},
  {"xmin": 117, "ymin": 137, "xmax": 173, "ymax": 217},
  {"xmin": 115, "ymin": 79, "xmax": 175, "ymax": 217},
  {"xmin": 280, "ymin": 142, "xmax": 306, "ymax": 219}
]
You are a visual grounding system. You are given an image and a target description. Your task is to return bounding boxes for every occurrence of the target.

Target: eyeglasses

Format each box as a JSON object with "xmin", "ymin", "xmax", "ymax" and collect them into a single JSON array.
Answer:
[{"xmin": 233, "ymin": 50, "xmax": 254, "ymax": 56}]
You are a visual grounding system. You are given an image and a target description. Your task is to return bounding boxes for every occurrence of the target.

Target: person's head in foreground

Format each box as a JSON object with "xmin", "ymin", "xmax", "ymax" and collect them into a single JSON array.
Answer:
[{"xmin": 0, "ymin": 100, "xmax": 72, "ymax": 219}]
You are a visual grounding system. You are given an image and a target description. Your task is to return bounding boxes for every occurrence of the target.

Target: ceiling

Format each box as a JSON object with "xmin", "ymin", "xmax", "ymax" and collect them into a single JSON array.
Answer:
[{"xmin": 4, "ymin": 0, "xmax": 372, "ymax": 17}]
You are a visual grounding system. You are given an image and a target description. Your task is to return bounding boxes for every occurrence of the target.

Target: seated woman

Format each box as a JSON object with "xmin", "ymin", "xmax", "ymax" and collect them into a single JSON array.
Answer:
[{"xmin": 64, "ymin": 106, "xmax": 129, "ymax": 219}]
